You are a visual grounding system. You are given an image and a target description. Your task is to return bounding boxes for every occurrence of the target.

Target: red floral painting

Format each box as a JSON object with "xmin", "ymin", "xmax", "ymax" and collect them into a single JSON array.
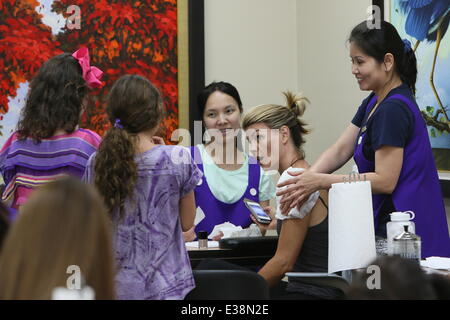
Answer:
[{"xmin": 0, "ymin": 0, "xmax": 179, "ymax": 141}]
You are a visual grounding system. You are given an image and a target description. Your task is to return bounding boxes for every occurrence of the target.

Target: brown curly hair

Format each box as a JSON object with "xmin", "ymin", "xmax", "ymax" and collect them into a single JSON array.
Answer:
[
  {"xmin": 94, "ymin": 75, "xmax": 163, "ymax": 216},
  {"xmin": 17, "ymin": 53, "xmax": 87, "ymax": 141}
]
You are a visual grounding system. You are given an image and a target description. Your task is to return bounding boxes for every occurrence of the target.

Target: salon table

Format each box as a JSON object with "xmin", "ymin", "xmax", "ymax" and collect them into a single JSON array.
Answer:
[{"xmin": 186, "ymin": 236, "xmax": 278, "ymax": 268}]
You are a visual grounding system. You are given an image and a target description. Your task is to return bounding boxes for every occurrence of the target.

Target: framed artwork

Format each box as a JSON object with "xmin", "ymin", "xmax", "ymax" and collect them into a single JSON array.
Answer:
[
  {"xmin": 0, "ymin": 0, "xmax": 204, "ymax": 144},
  {"xmin": 374, "ymin": 0, "xmax": 450, "ymax": 179}
]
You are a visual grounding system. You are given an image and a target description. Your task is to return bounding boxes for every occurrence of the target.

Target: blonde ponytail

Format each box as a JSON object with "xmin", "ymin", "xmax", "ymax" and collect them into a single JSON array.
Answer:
[{"xmin": 283, "ymin": 91, "xmax": 309, "ymax": 118}]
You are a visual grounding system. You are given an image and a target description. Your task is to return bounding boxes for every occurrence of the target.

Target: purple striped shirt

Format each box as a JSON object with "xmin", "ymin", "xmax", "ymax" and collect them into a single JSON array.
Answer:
[{"xmin": 0, "ymin": 129, "xmax": 101, "ymax": 208}]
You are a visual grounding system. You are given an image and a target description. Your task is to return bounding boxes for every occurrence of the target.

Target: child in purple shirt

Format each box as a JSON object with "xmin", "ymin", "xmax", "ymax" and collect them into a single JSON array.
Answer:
[{"xmin": 83, "ymin": 75, "xmax": 201, "ymax": 299}]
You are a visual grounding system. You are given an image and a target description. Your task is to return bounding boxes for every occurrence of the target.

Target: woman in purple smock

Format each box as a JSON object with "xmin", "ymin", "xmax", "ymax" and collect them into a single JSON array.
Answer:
[
  {"xmin": 183, "ymin": 81, "xmax": 276, "ymax": 241},
  {"xmin": 277, "ymin": 20, "xmax": 450, "ymax": 258}
]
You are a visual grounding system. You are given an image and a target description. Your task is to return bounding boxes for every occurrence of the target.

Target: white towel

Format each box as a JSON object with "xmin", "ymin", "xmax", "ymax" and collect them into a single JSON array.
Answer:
[
  {"xmin": 208, "ymin": 222, "xmax": 262, "ymax": 239},
  {"xmin": 275, "ymin": 167, "xmax": 320, "ymax": 220}
]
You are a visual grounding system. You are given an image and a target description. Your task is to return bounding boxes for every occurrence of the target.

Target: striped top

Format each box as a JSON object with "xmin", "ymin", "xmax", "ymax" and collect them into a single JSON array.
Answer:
[{"xmin": 0, "ymin": 129, "xmax": 101, "ymax": 209}]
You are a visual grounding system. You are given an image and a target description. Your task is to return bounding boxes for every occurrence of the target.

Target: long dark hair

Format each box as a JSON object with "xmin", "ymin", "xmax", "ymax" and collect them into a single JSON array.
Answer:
[
  {"xmin": 347, "ymin": 256, "xmax": 450, "ymax": 299},
  {"xmin": 349, "ymin": 20, "xmax": 417, "ymax": 94},
  {"xmin": 94, "ymin": 75, "xmax": 163, "ymax": 216},
  {"xmin": 17, "ymin": 53, "xmax": 87, "ymax": 141}
]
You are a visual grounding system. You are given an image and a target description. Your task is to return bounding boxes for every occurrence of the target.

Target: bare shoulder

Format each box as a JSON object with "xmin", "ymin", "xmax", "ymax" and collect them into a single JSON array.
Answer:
[{"xmin": 309, "ymin": 190, "xmax": 328, "ymax": 227}]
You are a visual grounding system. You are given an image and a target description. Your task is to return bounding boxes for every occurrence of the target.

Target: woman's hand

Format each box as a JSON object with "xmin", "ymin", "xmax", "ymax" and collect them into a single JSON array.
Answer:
[
  {"xmin": 212, "ymin": 231, "xmax": 224, "ymax": 241},
  {"xmin": 276, "ymin": 170, "xmax": 322, "ymax": 215},
  {"xmin": 250, "ymin": 206, "xmax": 277, "ymax": 235}
]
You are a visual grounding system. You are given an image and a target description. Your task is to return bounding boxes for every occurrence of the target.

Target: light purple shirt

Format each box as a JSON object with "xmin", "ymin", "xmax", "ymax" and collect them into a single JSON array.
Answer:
[{"xmin": 84, "ymin": 145, "xmax": 202, "ymax": 299}]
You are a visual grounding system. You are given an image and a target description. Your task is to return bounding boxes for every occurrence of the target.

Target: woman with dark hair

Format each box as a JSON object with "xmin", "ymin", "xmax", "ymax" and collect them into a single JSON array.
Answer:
[
  {"xmin": 185, "ymin": 81, "xmax": 275, "ymax": 240},
  {"xmin": 0, "ymin": 177, "xmax": 115, "ymax": 300},
  {"xmin": 277, "ymin": 20, "xmax": 450, "ymax": 258},
  {"xmin": 0, "ymin": 48, "xmax": 102, "ymax": 216},
  {"xmin": 347, "ymin": 256, "xmax": 450, "ymax": 300},
  {"xmin": 83, "ymin": 74, "xmax": 201, "ymax": 300}
]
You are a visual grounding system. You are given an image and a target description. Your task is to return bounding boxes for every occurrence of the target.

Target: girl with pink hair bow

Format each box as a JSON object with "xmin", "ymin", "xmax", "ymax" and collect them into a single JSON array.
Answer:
[{"xmin": 0, "ymin": 48, "xmax": 104, "ymax": 218}]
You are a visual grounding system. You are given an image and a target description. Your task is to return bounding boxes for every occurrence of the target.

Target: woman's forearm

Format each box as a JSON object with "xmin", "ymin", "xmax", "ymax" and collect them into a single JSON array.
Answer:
[
  {"xmin": 258, "ymin": 219, "xmax": 309, "ymax": 287},
  {"xmin": 310, "ymin": 145, "xmax": 353, "ymax": 174},
  {"xmin": 310, "ymin": 123, "xmax": 359, "ymax": 174},
  {"xmin": 258, "ymin": 256, "xmax": 291, "ymax": 287},
  {"xmin": 317, "ymin": 172, "xmax": 395, "ymax": 194},
  {"xmin": 317, "ymin": 146, "xmax": 404, "ymax": 194}
]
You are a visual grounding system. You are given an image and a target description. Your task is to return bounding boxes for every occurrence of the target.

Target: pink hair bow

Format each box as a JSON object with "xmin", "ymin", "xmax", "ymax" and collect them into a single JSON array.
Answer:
[{"xmin": 72, "ymin": 47, "xmax": 104, "ymax": 88}]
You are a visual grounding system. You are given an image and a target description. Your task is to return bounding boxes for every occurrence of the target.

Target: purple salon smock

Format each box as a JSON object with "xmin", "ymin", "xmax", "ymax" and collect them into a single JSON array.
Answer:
[
  {"xmin": 353, "ymin": 93, "xmax": 450, "ymax": 258},
  {"xmin": 190, "ymin": 146, "xmax": 260, "ymax": 236}
]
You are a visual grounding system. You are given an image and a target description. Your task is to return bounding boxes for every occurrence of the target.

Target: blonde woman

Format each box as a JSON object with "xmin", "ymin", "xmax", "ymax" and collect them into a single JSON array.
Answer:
[
  {"xmin": 0, "ymin": 177, "xmax": 115, "ymax": 300},
  {"xmin": 241, "ymin": 92, "xmax": 343, "ymax": 300}
]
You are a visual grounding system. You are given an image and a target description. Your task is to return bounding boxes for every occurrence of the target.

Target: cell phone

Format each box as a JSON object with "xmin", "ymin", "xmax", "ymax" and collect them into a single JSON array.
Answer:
[{"xmin": 244, "ymin": 198, "xmax": 272, "ymax": 225}]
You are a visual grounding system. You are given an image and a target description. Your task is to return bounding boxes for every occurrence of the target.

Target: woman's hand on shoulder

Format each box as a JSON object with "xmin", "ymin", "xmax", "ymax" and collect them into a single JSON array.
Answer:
[{"xmin": 277, "ymin": 170, "xmax": 322, "ymax": 215}]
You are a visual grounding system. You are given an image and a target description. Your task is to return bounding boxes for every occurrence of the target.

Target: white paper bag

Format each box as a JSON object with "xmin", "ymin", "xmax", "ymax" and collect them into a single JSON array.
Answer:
[{"xmin": 328, "ymin": 180, "xmax": 377, "ymax": 273}]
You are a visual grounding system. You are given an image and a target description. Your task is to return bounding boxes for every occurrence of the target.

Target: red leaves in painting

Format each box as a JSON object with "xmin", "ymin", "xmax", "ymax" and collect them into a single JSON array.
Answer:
[
  {"xmin": 1, "ymin": 0, "xmax": 179, "ymax": 142},
  {"xmin": 0, "ymin": 0, "xmax": 62, "ymax": 113},
  {"xmin": 54, "ymin": 0, "xmax": 179, "ymax": 140}
]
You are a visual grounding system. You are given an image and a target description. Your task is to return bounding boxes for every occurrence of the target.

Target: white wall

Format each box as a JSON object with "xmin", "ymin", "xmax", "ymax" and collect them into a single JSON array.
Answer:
[
  {"xmin": 204, "ymin": 0, "xmax": 450, "ymax": 223},
  {"xmin": 205, "ymin": 0, "xmax": 371, "ymax": 174},
  {"xmin": 204, "ymin": 0, "xmax": 298, "ymax": 109},
  {"xmin": 296, "ymin": 0, "xmax": 371, "ymax": 173}
]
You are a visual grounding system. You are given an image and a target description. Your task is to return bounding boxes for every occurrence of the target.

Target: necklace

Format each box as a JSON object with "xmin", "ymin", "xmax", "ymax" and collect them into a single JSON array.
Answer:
[{"xmin": 289, "ymin": 156, "xmax": 302, "ymax": 168}]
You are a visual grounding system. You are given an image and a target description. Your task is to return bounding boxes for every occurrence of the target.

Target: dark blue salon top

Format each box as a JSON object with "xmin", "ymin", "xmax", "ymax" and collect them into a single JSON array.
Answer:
[{"xmin": 351, "ymin": 83, "xmax": 415, "ymax": 161}]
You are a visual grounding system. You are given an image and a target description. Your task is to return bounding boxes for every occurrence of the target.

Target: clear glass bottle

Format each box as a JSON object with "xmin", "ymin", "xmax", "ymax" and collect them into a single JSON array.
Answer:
[
  {"xmin": 197, "ymin": 231, "xmax": 208, "ymax": 249},
  {"xmin": 392, "ymin": 225, "xmax": 421, "ymax": 263}
]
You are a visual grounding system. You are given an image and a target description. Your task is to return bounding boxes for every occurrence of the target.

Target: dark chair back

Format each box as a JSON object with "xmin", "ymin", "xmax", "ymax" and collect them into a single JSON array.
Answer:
[{"xmin": 185, "ymin": 270, "xmax": 270, "ymax": 300}]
